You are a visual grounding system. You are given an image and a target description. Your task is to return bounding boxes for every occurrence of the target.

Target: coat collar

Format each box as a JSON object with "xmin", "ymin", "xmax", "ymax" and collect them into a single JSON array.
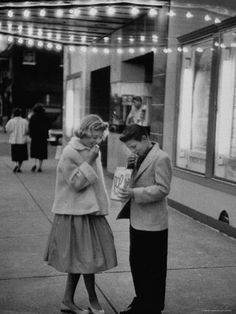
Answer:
[
  {"xmin": 68, "ymin": 136, "xmax": 89, "ymax": 151},
  {"xmin": 133, "ymin": 142, "xmax": 160, "ymax": 181}
]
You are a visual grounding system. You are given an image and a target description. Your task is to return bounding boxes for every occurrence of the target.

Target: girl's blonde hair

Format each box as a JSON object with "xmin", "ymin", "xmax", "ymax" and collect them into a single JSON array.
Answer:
[{"xmin": 74, "ymin": 114, "xmax": 108, "ymax": 138}]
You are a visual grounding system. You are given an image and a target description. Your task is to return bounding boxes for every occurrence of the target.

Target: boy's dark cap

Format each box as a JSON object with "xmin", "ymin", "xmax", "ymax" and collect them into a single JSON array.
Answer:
[{"xmin": 119, "ymin": 124, "xmax": 148, "ymax": 142}]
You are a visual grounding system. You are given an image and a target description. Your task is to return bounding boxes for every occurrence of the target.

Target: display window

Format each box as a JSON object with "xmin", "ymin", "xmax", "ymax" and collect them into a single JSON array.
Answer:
[
  {"xmin": 214, "ymin": 30, "xmax": 236, "ymax": 182},
  {"xmin": 176, "ymin": 39, "xmax": 213, "ymax": 173},
  {"xmin": 176, "ymin": 24, "xmax": 236, "ymax": 184}
]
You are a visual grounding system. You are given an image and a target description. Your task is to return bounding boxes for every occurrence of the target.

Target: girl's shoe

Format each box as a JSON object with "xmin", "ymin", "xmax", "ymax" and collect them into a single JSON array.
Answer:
[
  {"xmin": 88, "ymin": 305, "xmax": 105, "ymax": 314},
  {"xmin": 61, "ymin": 302, "xmax": 89, "ymax": 314},
  {"xmin": 13, "ymin": 166, "xmax": 18, "ymax": 173},
  {"xmin": 37, "ymin": 168, "xmax": 42, "ymax": 172}
]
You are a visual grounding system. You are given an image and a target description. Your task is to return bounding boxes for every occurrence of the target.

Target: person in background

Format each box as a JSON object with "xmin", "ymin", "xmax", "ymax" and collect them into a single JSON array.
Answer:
[
  {"xmin": 5, "ymin": 107, "xmax": 29, "ymax": 173},
  {"xmin": 126, "ymin": 96, "xmax": 145, "ymax": 126},
  {"xmin": 118, "ymin": 124, "xmax": 172, "ymax": 314},
  {"xmin": 44, "ymin": 114, "xmax": 117, "ymax": 314},
  {"xmin": 29, "ymin": 103, "xmax": 50, "ymax": 172}
]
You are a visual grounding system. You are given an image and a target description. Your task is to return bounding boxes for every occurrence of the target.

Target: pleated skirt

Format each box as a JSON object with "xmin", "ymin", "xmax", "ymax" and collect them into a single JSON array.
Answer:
[{"xmin": 44, "ymin": 214, "xmax": 117, "ymax": 274}]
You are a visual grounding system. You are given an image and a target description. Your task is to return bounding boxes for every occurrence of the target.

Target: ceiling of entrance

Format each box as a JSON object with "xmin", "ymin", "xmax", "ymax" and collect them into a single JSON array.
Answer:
[{"xmin": 0, "ymin": 0, "xmax": 168, "ymax": 49}]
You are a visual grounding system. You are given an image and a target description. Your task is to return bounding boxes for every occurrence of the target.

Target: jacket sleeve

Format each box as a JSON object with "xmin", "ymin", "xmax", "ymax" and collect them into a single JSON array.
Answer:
[
  {"xmin": 5, "ymin": 120, "xmax": 12, "ymax": 133},
  {"xmin": 133, "ymin": 155, "xmax": 172, "ymax": 204},
  {"xmin": 62, "ymin": 152, "xmax": 98, "ymax": 191}
]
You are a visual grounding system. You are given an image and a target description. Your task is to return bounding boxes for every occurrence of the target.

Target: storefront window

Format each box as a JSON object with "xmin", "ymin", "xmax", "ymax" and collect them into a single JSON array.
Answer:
[
  {"xmin": 176, "ymin": 39, "xmax": 213, "ymax": 173},
  {"xmin": 214, "ymin": 30, "xmax": 236, "ymax": 182}
]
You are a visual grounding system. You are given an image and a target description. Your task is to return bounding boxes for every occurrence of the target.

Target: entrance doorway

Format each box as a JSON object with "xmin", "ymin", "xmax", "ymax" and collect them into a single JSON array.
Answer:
[{"xmin": 90, "ymin": 66, "xmax": 110, "ymax": 167}]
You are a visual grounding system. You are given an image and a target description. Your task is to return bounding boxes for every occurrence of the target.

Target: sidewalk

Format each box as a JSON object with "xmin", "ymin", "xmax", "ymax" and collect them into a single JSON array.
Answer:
[{"xmin": 0, "ymin": 149, "xmax": 236, "ymax": 313}]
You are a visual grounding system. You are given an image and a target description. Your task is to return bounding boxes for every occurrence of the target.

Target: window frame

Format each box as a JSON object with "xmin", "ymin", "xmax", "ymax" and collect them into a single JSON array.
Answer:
[{"xmin": 174, "ymin": 16, "xmax": 236, "ymax": 193}]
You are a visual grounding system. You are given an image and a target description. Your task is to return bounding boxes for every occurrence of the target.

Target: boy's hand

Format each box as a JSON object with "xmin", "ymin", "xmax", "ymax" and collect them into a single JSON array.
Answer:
[{"xmin": 117, "ymin": 187, "xmax": 134, "ymax": 199}]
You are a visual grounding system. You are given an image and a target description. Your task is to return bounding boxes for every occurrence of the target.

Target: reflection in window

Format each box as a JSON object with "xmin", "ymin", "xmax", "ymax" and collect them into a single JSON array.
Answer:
[
  {"xmin": 215, "ymin": 31, "xmax": 236, "ymax": 182},
  {"xmin": 176, "ymin": 40, "xmax": 213, "ymax": 173}
]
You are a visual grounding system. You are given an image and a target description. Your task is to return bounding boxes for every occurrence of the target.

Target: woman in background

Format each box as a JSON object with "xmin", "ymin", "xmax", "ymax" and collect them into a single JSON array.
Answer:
[
  {"xmin": 5, "ymin": 107, "xmax": 28, "ymax": 173},
  {"xmin": 44, "ymin": 114, "xmax": 117, "ymax": 314},
  {"xmin": 29, "ymin": 103, "xmax": 50, "ymax": 172}
]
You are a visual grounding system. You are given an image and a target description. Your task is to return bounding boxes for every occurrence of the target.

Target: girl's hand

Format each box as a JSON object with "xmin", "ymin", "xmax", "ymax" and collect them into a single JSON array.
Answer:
[{"xmin": 87, "ymin": 144, "xmax": 99, "ymax": 165}]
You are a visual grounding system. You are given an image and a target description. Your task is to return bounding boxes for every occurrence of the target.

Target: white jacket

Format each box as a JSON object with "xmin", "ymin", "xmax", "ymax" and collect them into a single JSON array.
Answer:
[
  {"xmin": 51, "ymin": 137, "xmax": 110, "ymax": 216},
  {"xmin": 6, "ymin": 117, "xmax": 29, "ymax": 144}
]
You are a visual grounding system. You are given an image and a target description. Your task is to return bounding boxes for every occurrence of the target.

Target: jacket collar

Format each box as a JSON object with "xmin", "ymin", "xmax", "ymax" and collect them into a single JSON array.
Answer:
[
  {"xmin": 68, "ymin": 136, "xmax": 89, "ymax": 151},
  {"xmin": 133, "ymin": 142, "xmax": 160, "ymax": 181}
]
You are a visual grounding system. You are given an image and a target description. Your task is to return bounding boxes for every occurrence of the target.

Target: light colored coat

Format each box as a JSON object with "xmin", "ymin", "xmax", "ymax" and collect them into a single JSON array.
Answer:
[
  {"xmin": 5, "ymin": 117, "xmax": 29, "ymax": 144},
  {"xmin": 130, "ymin": 143, "xmax": 172, "ymax": 231},
  {"xmin": 52, "ymin": 137, "xmax": 110, "ymax": 216}
]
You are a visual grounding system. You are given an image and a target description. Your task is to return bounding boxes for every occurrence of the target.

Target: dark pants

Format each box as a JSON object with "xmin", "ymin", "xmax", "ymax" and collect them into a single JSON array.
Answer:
[{"xmin": 129, "ymin": 226, "xmax": 168, "ymax": 312}]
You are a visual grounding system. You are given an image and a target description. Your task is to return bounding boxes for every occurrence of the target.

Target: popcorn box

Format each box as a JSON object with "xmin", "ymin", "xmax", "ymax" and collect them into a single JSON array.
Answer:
[{"xmin": 110, "ymin": 167, "xmax": 133, "ymax": 201}]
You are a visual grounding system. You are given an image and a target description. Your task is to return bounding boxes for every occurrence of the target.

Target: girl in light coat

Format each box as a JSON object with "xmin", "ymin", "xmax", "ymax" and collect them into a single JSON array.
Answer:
[
  {"xmin": 44, "ymin": 114, "xmax": 117, "ymax": 314},
  {"xmin": 5, "ymin": 108, "xmax": 29, "ymax": 172}
]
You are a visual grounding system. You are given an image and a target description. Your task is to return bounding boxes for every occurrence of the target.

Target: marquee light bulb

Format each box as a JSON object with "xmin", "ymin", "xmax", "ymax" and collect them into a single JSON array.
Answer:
[
  {"xmin": 130, "ymin": 7, "xmax": 139, "ymax": 16},
  {"xmin": 89, "ymin": 7, "xmax": 97, "ymax": 16},
  {"xmin": 148, "ymin": 8, "xmax": 158, "ymax": 17},
  {"xmin": 107, "ymin": 7, "xmax": 116, "ymax": 16},
  {"xmin": 23, "ymin": 9, "xmax": 30, "ymax": 18}
]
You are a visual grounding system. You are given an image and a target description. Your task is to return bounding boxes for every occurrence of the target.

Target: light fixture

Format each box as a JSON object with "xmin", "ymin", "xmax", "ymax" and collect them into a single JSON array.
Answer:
[
  {"xmin": 140, "ymin": 35, "xmax": 145, "ymax": 42},
  {"xmin": 215, "ymin": 18, "xmax": 221, "ymax": 24},
  {"xmin": 168, "ymin": 10, "xmax": 176, "ymax": 17},
  {"xmin": 92, "ymin": 47, "xmax": 98, "ymax": 53},
  {"xmin": 196, "ymin": 47, "xmax": 203, "ymax": 52},
  {"xmin": 69, "ymin": 35, "xmax": 74, "ymax": 42},
  {"xmin": 56, "ymin": 44, "xmax": 62, "ymax": 51},
  {"xmin": 117, "ymin": 37, "xmax": 122, "ymax": 42},
  {"xmin": 56, "ymin": 33, "xmax": 61, "ymax": 40},
  {"xmin": 7, "ymin": 36, "xmax": 14, "ymax": 43},
  {"xmin": 18, "ymin": 24, "xmax": 23, "ymax": 34},
  {"xmin": 140, "ymin": 47, "xmax": 146, "ymax": 53},
  {"xmin": 81, "ymin": 46, "xmax": 87, "ymax": 52},
  {"xmin": 69, "ymin": 46, "xmax": 75, "ymax": 52},
  {"xmin": 89, "ymin": 7, "xmax": 97, "ymax": 16},
  {"xmin": 148, "ymin": 8, "xmax": 158, "ymax": 17},
  {"xmin": 27, "ymin": 39, "xmax": 34, "ymax": 47},
  {"xmin": 204, "ymin": 14, "xmax": 212, "ymax": 21},
  {"xmin": 104, "ymin": 37, "xmax": 109, "ymax": 42},
  {"xmin": 28, "ymin": 26, "xmax": 34, "ymax": 35},
  {"xmin": 129, "ymin": 37, "xmax": 134, "ymax": 43},
  {"xmin": 47, "ymin": 32, "xmax": 52, "ymax": 39},
  {"xmin": 103, "ymin": 48, "xmax": 110, "ymax": 54},
  {"xmin": 129, "ymin": 48, "xmax": 135, "ymax": 54},
  {"xmin": 152, "ymin": 34, "xmax": 158, "ymax": 42},
  {"xmin": 47, "ymin": 42, "xmax": 53, "ymax": 49},
  {"xmin": 130, "ymin": 7, "xmax": 139, "ymax": 16},
  {"xmin": 117, "ymin": 48, "xmax": 123, "ymax": 54},
  {"xmin": 186, "ymin": 11, "xmax": 193, "ymax": 18},
  {"xmin": 107, "ymin": 7, "xmax": 116, "ymax": 16},
  {"xmin": 37, "ymin": 40, "xmax": 44, "ymax": 48},
  {"xmin": 7, "ymin": 22, "xmax": 12, "ymax": 31},
  {"xmin": 23, "ymin": 9, "xmax": 31, "ymax": 18},
  {"xmin": 7, "ymin": 10, "xmax": 14, "ymax": 18},
  {"xmin": 18, "ymin": 38, "xmax": 23, "ymax": 44},
  {"xmin": 56, "ymin": 9, "xmax": 63, "ymax": 18},
  {"xmin": 81, "ymin": 35, "xmax": 86, "ymax": 43},
  {"xmin": 39, "ymin": 9, "xmax": 46, "ymax": 17},
  {"xmin": 37, "ymin": 28, "xmax": 43, "ymax": 37},
  {"xmin": 73, "ymin": 8, "xmax": 80, "ymax": 16}
]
